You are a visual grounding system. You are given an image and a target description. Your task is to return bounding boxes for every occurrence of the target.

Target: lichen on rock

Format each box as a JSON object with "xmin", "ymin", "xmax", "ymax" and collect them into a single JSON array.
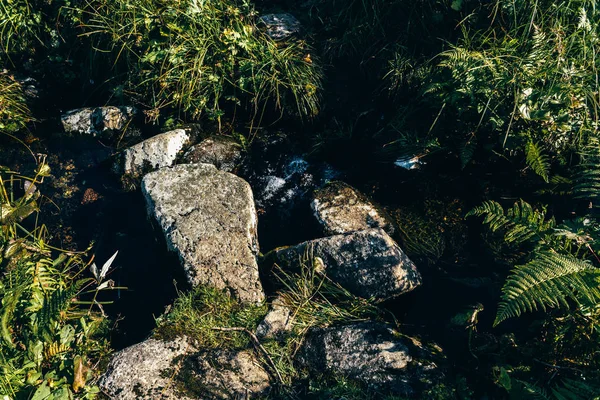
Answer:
[{"xmin": 142, "ymin": 163, "xmax": 265, "ymax": 304}]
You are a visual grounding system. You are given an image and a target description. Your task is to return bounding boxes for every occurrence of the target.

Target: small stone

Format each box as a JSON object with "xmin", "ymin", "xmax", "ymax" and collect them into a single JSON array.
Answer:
[
  {"xmin": 142, "ymin": 163, "xmax": 265, "ymax": 303},
  {"xmin": 61, "ymin": 106, "xmax": 137, "ymax": 136},
  {"xmin": 183, "ymin": 136, "xmax": 243, "ymax": 172},
  {"xmin": 256, "ymin": 296, "xmax": 293, "ymax": 339},
  {"xmin": 117, "ymin": 129, "xmax": 191, "ymax": 178},
  {"xmin": 268, "ymin": 228, "xmax": 421, "ymax": 301},
  {"xmin": 258, "ymin": 13, "xmax": 301, "ymax": 41},
  {"xmin": 311, "ymin": 181, "xmax": 395, "ymax": 235}
]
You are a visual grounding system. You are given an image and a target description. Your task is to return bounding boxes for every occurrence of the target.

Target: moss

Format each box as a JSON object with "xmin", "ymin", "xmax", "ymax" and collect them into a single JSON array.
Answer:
[{"xmin": 154, "ymin": 285, "xmax": 267, "ymax": 349}]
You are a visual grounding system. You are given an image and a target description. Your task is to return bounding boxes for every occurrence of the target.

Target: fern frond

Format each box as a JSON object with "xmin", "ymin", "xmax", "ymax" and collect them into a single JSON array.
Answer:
[
  {"xmin": 467, "ymin": 200, "xmax": 553, "ymax": 245},
  {"xmin": 551, "ymin": 378, "xmax": 600, "ymax": 400},
  {"xmin": 495, "ymin": 252, "xmax": 600, "ymax": 325},
  {"xmin": 38, "ymin": 280, "xmax": 86, "ymax": 329},
  {"xmin": 466, "ymin": 200, "xmax": 510, "ymax": 231},
  {"xmin": 574, "ymin": 159, "xmax": 600, "ymax": 206},
  {"xmin": 525, "ymin": 141, "xmax": 550, "ymax": 182}
]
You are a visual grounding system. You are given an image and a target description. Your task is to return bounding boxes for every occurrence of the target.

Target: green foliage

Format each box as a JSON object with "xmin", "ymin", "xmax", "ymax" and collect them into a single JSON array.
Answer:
[
  {"xmin": 0, "ymin": 166, "xmax": 113, "ymax": 399},
  {"xmin": 388, "ymin": 0, "xmax": 600, "ymax": 176},
  {"xmin": 0, "ymin": 0, "xmax": 80, "ymax": 65},
  {"xmin": 525, "ymin": 141, "xmax": 550, "ymax": 183},
  {"xmin": 469, "ymin": 199, "xmax": 600, "ymax": 325},
  {"xmin": 466, "ymin": 200, "xmax": 554, "ymax": 245},
  {"xmin": 0, "ymin": 74, "xmax": 32, "ymax": 134},
  {"xmin": 154, "ymin": 285, "xmax": 267, "ymax": 349},
  {"xmin": 495, "ymin": 252, "xmax": 600, "ymax": 325},
  {"xmin": 80, "ymin": 0, "xmax": 322, "ymax": 123}
]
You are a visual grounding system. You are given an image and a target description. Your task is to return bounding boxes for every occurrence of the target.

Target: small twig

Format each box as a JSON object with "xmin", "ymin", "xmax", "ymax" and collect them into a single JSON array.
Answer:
[
  {"xmin": 533, "ymin": 358, "xmax": 583, "ymax": 373},
  {"xmin": 212, "ymin": 327, "xmax": 283, "ymax": 385}
]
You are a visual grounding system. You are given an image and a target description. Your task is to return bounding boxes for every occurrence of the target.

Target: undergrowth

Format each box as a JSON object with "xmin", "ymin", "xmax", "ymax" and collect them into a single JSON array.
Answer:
[
  {"xmin": 0, "ymin": 162, "xmax": 116, "ymax": 399},
  {"xmin": 78, "ymin": 0, "xmax": 323, "ymax": 125}
]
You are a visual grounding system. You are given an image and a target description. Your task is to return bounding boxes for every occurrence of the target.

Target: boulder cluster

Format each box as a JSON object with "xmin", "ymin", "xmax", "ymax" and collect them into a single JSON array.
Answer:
[{"xmin": 61, "ymin": 106, "xmax": 442, "ymax": 399}]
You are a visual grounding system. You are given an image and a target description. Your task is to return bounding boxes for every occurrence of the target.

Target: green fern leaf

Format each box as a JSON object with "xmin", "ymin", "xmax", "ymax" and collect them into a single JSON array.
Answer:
[
  {"xmin": 525, "ymin": 141, "xmax": 550, "ymax": 183},
  {"xmin": 467, "ymin": 200, "xmax": 553, "ymax": 245},
  {"xmin": 466, "ymin": 200, "xmax": 510, "ymax": 231},
  {"xmin": 495, "ymin": 252, "xmax": 600, "ymax": 325}
]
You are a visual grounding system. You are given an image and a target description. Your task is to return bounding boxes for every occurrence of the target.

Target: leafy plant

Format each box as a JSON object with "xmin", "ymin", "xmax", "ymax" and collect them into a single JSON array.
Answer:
[
  {"xmin": 78, "ymin": 0, "xmax": 322, "ymax": 124},
  {"xmin": 468, "ymin": 199, "xmax": 600, "ymax": 326},
  {"xmin": 0, "ymin": 164, "xmax": 116, "ymax": 399},
  {"xmin": 0, "ymin": 73, "xmax": 32, "ymax": 134}
]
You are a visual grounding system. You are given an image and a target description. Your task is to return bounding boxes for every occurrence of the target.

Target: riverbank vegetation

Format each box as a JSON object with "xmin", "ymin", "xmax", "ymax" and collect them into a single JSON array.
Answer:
[{"xmin": 2, "ymin": 0, "xmax": 600, "ymax": 398}]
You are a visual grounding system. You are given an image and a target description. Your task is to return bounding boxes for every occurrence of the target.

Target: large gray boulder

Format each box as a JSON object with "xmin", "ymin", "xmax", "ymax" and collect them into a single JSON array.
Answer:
[
  {"xmin": 142, "ymin": 163, "xmax": 264, "ymax": 303},
  {"xmin": 99, "ymin": 337, "xmax": 271, "ymax": 399},
  {"xmin": 311, "ymin": 181, "xmax": 395, "ymax": 235},
  {"xmin": 99, "ymin": 337, "xmax": 196, "ymax": 400},
  {"xmin": 268, "ymin": 228, "xmax": 421, "ymax": 301},
  {"xmin": 116, "ymin": 129, "xmax": 191, "ymax": 178},
  {"xmin": 297, "ymin": 322, "xmax": 444, "ymax": 396},
  {"xmin": 61, "ymin": 106, "xmax": 137, "ymax": 136},
  {"xmin": 183, "ymin": 136, "xmax": 243, "ymax": 172}
]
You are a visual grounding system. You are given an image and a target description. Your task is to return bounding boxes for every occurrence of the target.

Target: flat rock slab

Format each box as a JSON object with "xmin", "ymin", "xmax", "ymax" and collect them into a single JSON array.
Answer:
[
  {"xmin": 99, "ymin": 337, "xmax": 196, "ymax": 400},
  {"xmin": 183, "ymin": 136, "xmax": 243, "ymax": 172},
  {"xmin": 99, "ymin": 338, "xmax": 271, "ymax": 399},
  {"xmin": 269, "ymin": 228, "xmax": 421, "ymax": 301},
  {"xmin": 142, "ymin": 163, "xmax": 264, "ymax": 303},
  {"xmin": 116, "ymin": 129, "xmax": 191, "ymax": 178},
  {"xmin": 311, "ymin": 181, "xmax": 395, "ymax": 235},
  {"xmin": 61, "ymin": 106, "xmax": 137, "ymax": 136}
]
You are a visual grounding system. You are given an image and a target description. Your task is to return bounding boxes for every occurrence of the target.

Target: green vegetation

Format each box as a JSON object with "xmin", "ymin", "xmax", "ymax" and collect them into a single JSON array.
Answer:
[
  {"xmin": 3, "ymin": 0, "xmax": 600, "ymax": 398},
  {"xmin": 0, "ymin": 74, "xmax": 32, "ymax": 134},
  {"xmin": 0, "ymin": 165, "xmax": 115, "ymax": 399},
  {"xmin": 79, "ymin": 0, "xmax": 322, "ymax": 123}
]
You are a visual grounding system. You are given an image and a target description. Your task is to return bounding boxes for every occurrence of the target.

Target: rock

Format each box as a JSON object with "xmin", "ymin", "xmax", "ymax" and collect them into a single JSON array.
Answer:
[
  {"xmin": 116, "ymin": 129, "xmax": 191, "ymax": 178},
  {"xmin": 181, "ymin": 349, "xmax": 271, "ymax": 399},
  {"xmin": 61, "ymin": 106, "xmax": 137, "ymax": 136},
  {"xmin": 256, "ymin": 296, "xmax": 293, "ymax": 339},
  {"xmin": 298, "ymin": 322, "xmax": 444, "ymax": 396},
  {"xmin": 183, "ymin": 136, "xmax": 243, "ymax": 172},
  {"xmin": 99, "ymin": 338, "xmax": 271, "ymax": 399},
  {"xmin": 311, "ymin": 181, "xmax": 395, "ymax": 235},
  {"xmin": 99, "ymin": 337, "xmax": 196, "ymax": 400},
  {"xmin": 142, "ymin": 163, "xmax": 264, "ymax": 303},
  {"xmin": 258, "ymin": 13, "xmax": 301, "ymax": 40},
  {"xmin": 268, "ymin": 228, "xmax": 421, "ymax": 301}
]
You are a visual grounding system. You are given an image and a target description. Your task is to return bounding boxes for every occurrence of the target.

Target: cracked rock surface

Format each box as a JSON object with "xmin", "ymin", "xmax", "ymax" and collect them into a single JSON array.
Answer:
[
  {"xmin": 311, "ymin": 181, "xmax": 395, "ymax": 235},
  {"xmin": 269, "ymin": 228, "xmax": 421, "ymax": 301},
  {"xmin": 142, "ymin": 163, "xmax": 265, "ymax": 303}
]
